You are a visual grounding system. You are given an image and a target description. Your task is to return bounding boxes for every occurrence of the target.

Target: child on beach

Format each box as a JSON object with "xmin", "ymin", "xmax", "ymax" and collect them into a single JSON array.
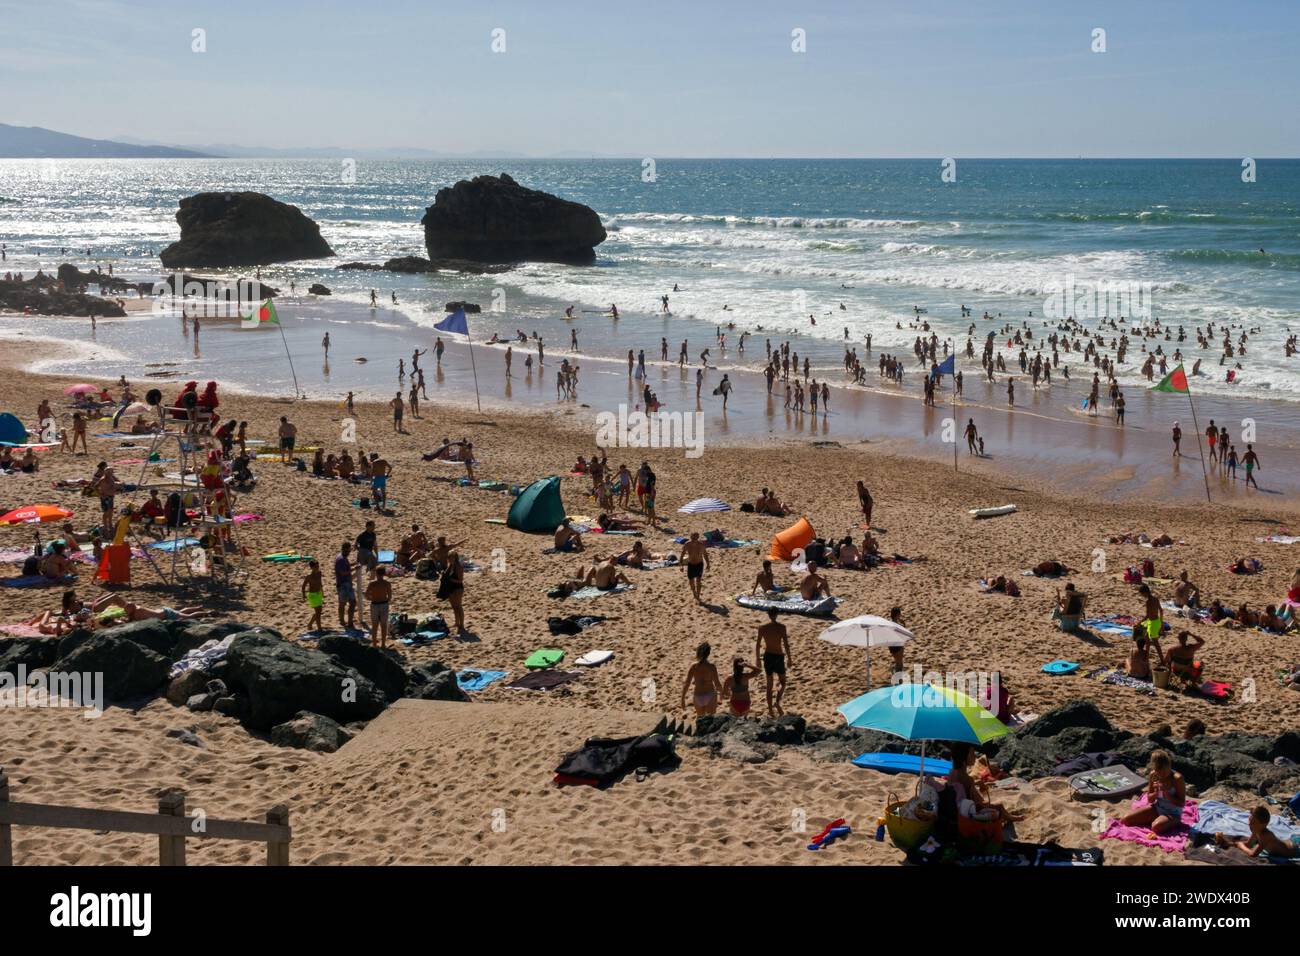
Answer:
[
  {"xmin": 722, "ymin": 658, "xmax": 760, "ymax": 717},
  {"xmin": 302, "ymin": 559, "xmax": 324, "ymax": 632},
  {"xmin": 1120, "ymin": 750, "xmax": 1186, "ymax": 835},
  {"xmin": 1215, "ymin": 806, "xmax": 1300, "ymax": 858}
]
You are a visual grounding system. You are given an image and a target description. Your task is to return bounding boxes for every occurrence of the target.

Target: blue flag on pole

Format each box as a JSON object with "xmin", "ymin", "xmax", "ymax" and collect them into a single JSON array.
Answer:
[
  {"xmin": 931, "ymin": 354, "xmax": 954, "ymax": 381},
  {"xmin": 434, "ymin": 308, "xmax": 469, "ymax": 337}
]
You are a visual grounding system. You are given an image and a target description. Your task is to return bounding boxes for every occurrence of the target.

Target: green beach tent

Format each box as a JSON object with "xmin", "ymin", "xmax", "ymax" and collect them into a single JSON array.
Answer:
[{"xmin": 507, "ymin": 476, "xmax": 565, "ymax": 533}]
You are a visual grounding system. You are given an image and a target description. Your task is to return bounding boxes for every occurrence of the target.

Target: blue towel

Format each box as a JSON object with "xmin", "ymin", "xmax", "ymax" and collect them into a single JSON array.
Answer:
[
  {"xmin": 148, "ymin": 537, "xmax": 201, "ymax": 552},
  {"xmin": 2, "ymin": 574, "xmax": 74, "ymax": 588},
  {"xmin": 1082, "ymin": 617, "xmax": 1135, "ymax": 635},
  {"xmin": 456, "ymin": 669, "xmax": 508, "ymax": 692}
]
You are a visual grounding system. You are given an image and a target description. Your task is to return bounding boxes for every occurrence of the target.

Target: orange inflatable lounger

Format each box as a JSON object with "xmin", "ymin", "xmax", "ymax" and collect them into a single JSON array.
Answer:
[{"xmin": 769, "ymin": 517, "xmax": 814, "ymax": 561}]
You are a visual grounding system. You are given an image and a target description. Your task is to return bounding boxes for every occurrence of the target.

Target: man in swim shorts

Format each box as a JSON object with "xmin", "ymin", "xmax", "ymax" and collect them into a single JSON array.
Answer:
[
  {"xmin": 756, "ymin": 609, "xmax": 791, "ymax": 716},
  {"xmin": 680, "ymin": 532, "xmax": 710, "ymax": 603},
  {"xmin": 302, "ymin": 559, "xmax": 324, "ymax": 632},
  {"xmin": 278, "ymin": 416, "xmax": 296, "ymax": 464},
  {"xmin": 369, "ymin": 453, "xmax": 391, "ymax": 509},
  {"xmin": 365, "ymin": 566, "xmax": 393, "ymax": 648},
  {"xmin": 335, "ymin": 542, "xmax": 356, "ymax": 629}
]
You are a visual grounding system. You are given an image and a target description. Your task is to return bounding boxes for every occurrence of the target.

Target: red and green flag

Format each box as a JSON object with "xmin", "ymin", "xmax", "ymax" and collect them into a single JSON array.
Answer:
[
  {"xmin": 1152, "ymin": 364, "xmax": 1189, "ymax": 393},
  {"xmin": 244, "ymin": 299, "xmax": 279, "ymax": 325}
]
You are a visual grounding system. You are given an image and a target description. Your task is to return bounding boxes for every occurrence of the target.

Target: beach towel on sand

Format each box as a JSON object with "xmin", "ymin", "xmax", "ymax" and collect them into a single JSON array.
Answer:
[
  {"xmin": 1100, "ymin": 795, "xmax": 1198, "ymax": 853},
  {"xmin": 735, "ymin": 593, "xmax": 840, "ymax": 617},
  {"xmin": 2, "ymin": 575, "xmax": 74, "ymax": 588},
  {"xmin": 549, "ymin": 584, "xmax": 634, "ymax": 600},
  {"xmin": 1190, "ymin": 800, "xmax": 1300, "ymax": 851},
  {"xmin": 456, "ymin": 669, "xmax": 508, "ymax": 692}
]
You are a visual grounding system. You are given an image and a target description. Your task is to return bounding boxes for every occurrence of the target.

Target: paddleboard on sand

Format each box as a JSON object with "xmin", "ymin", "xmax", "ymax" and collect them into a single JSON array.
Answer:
[
  {"xmin": 970, "ymin": 504, "xmax": 1017, "ymax": 519},
  {"xmin": 852, "ymin": 753, "xmax": 953, "ymax": 776}
]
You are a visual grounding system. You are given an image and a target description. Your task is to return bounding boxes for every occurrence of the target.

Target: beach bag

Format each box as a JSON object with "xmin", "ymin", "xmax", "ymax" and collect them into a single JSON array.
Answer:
[
  {"xmin": 414, "ymin": 558, "xmax": 437, "ymax": 581},
  {"xmin": 389, "ymin": 613, "xmax": 416, "ymax": 636},
  {"xmin": 884, "ymin": 791, "xmax": 936, "ymax": 851},
  {"xmin": 957, "ymin": 807, "xmax": 1005, "ymax": 852}
]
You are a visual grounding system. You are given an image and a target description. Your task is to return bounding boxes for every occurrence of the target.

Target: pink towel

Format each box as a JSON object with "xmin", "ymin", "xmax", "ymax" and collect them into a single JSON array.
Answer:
[{"xmin": 1100, "ymin": 794, "xmax": 1198, "ymax": 853}]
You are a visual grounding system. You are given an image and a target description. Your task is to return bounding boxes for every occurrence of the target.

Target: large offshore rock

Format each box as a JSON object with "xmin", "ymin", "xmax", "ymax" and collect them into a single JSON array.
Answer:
[
  {"xmin": 160, "ymin": 192, "xmax": 334, "ymax": 267},
  {"xmin": 421, "ymin": 174, "xmax": 606, "ymax": 264}
]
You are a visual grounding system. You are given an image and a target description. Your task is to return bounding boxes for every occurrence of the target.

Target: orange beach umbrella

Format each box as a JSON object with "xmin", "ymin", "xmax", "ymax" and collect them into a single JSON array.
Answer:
[{"xmin": 0, "ymin": 504, "xmax": 74, "ymax": 525}]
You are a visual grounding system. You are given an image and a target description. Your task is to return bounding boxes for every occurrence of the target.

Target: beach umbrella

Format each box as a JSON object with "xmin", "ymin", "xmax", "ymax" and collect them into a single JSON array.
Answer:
[
  {"xmin": 121, "ymin": 402, "xmax": 151, "ymax": 416},
  {"xmin": 837, "ymin": 683, "xmax": 1010, "ymax": 781},
  {"xmin": 0, "ymin": 504, "xmax": 73, "ymax": 525},
  {"xmin": 819, "ymin": 614, "xmax": 915, "ymax": 686},
  {"xmin": 63, "ymin": 384, "xmax": 98, "ymax": 396},
  {"xmin": 677, "ymin": 497, "xmax": 731, "ymax": 514}
]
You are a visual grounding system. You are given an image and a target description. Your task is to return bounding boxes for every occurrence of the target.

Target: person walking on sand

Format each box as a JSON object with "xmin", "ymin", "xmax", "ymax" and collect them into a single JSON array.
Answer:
[
  {"xmin": 680, "ymin": 531, "xmax": 710, "ymax": 603},
  {"xmin": 390, "ymin": 392, "xmax": 404, "ymax": 433},
  {"xmin": 857, "ymin": 480, "xmax": 873, "ymax": 527},
  {"xmin": 1206, "ymin": 419, "xmax": 1218, "ymax": 463},
  {"xmin": 964, "ymin": 417, "xmax": 979, "ymax": 455},
  {"xmin": 365, "ymin": 566, "xmax": 393, "ymax": 648},
  {"xmin": 302, "ymin": 559, "xmax": 324, "ymax": 633},
  {"xmin": 505, "ymin": 345, "xmax": 513, "ymax": 377},
  {"xmin": 718, "ymin": 373, "xmax": 732, "ymax": 410},
  {"xmin": 322, "ymin": 331, "xmax": 330, "ymax": 355},
  {"xmin": 370, "ymin": 289, "xmax": 377, "ymax": 308},
  {"xmin": 335, "ymin": 542, "xmax": 357, "ymax": 630},
  {"xmin": 1171, "ymin": 421, "xmax": 1182, "ymax": 457},
  {"xmin": 435, "ymin": 336, "xmax": 445, "ymax": 366},
  {"xmin": 681, "ymin": 642, "xmax": 723, "ymax": 716},
  {"xmin": 756, "ymin": 608, "xmax": 791, "ymax": 716},
  {"xmin": 1115, "ymin": 391, "xmax": 1126, "ymax": 425}
]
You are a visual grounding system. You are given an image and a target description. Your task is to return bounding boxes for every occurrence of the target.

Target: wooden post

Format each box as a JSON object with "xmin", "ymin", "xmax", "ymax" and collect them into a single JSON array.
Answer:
[
  {"xmin": 265, "ymin": 805, "xmax": 290, "ymax": 866},
  {"xmin": 157, "ymin": 790, "xmax": 186, "ymax": 866},
  {"xmin": 0, "ymin": 768, "xmax": 13, "ymax": 866}
]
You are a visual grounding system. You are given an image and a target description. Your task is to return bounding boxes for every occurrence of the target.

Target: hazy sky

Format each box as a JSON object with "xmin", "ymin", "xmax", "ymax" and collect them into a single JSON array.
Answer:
[{"xmin": 3, "ymin": 0, "xmax": 1297, "ymax": 156}]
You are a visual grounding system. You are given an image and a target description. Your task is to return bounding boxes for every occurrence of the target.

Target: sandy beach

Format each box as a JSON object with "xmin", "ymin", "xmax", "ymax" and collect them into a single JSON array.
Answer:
[{"xmin": 2, "ymin": 330, "xmax": 1298, "ymax": 866}]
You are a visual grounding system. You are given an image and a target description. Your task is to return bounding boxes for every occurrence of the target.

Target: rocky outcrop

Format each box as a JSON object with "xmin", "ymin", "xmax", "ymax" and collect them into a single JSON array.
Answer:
[
  {"xmin": 0, "ymin": 636, "xmax": 58, "ymax": 673},
  {"xmin": 336, "ymin": 257, "xmax": 512, "ymax": 275},
  {"xmin": 317, "ymin": 635, "xmax": 407, "ymax": 702},
  {"xmin": 444, "ymin": 300, "xmax": 481, "ymax": 313},
  {"xmin": 157, "ymin": 272, "xmax": 280, "ymax": 300},
  {"xmin": 222, "ymin": 631, "xmax": 387, "ymax": 730},
  {"xmin": 55, "ymin": 632, "xmax": 171, "ymax": 701},
  {"xmin": 421, "ymin": 173, "xmax": 606, "ymax": 265},
  {"xmin": 405, "ymin": 661, "xmax": 469, "ymax": 702},
  {"xmin": 56, "ymin": 263, "xmax": 139, "ymax": 295},
  {"xmin": 307, "ymin": 283, "xmax": 331, "ymax": 295},
  {"xmin": 159, "ymin": 192, "xmax": 334, "ymax": 268},
  {"xmin": 0, "ymin": 272, "xmax": 126, "ymax": 317}
]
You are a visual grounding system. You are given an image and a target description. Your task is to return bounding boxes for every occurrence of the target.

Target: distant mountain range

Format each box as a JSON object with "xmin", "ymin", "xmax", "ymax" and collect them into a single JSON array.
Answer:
[
  {"xmin": 0, "ymin": 122, "xmax": 630, "ymax": 160},
  {"xmin": 0, "ymin": 123, "xmax": 214, "ymax": 158}
]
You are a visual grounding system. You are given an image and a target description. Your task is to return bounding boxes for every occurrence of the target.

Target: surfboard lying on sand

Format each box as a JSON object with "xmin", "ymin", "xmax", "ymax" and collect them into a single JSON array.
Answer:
[
  {"xmin": 1068, "ymin": 765, "xmax": 1147, "ymax": 800},
  {"xmin": 969, "ymin": 504, "xmax": 1017, "ymax": 519},
  {"xmin": 852, "ymin": 753, "xmax": 953, "ymax": 776}
]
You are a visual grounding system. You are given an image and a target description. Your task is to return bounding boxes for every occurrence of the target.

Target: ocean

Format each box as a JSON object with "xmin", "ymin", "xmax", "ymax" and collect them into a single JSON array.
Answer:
[{"xmin": 1, "ymin": 156, "xmax": 1298, "ymax": 400}]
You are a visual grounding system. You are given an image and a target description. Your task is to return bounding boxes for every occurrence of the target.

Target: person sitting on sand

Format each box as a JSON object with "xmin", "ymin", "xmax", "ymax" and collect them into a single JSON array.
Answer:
[
  {"xmin": 337, "ymin": 450, "xmax": 355, "ymax": 480},
  {"xmin": 38, "ymin": 541, "xmax": 75, "ymax": 580},
  {"xmin": 982, "ymin": 575, "xmax": 1020, "ymax": 597},
  {"xmin": 980, "ymin": 671, "xmax": 1014, "ymax": 724},
  {"xmin": 572, "ymin": 455, "xmax": 589, "ymax": 474},
  {"xmin": 949, "ymin": 742, "xmax": 1024, "ymax": 825},
  {"xmin": 860, "ymin": 530, "xmax": 881, "ymax": 562},
  {"xmin": 554, "ymin": 518, "xmax": 584, "ymax": 553},
  {"xmin": 1056, "ymin": 581, "xmax": 1086, "ymax": 618},
  {"xmin": 1121, "ymin": 750, "xmax": 1186, "ymax": 835},
  {"xmin": 798, "ymin": 561, "xmax": 830, "ymax": 600},
  {"xmin": 1124, "ymin": 630, "xmax": 1157, "ymax": 684},
  {"xmin": 1215, "ymin": 806, "xmax": 1300, "ymax": 859},
  {"xmin": 745, "ymin": 560, "xmax": 777, "ymax": 596},
  {"xmin": 1172, "ymin": 570, "xmax": 1200, "ymax": 608},
  {"xmin": 129, "ymin": 414, "xmax": 154, "ymax": 435},
  {"xmin": 1150, "ymin": 533, "xmax": 1175, "ymax": 547},
  {"xmin": 722, "ymin": 657, "xmax": 760, "ymax": 718},
  {"xmin": 1164, "ymin": 630, "xmax": 1205, "ymax": 682},
  {"xmin": 1230, "ymin": 556, "xmax": 1264, "ymax": 575},
  {"xmin": 757, "ymin": 489, "xmax": 791, "ymax": 517},
  {"xmin": 1258, "ymin": 605, "xmax": 1289, "ymax": 633},
  {"xmin": 1234, "ymin": 602, "xmax": 1261, "ymax": 628},
  {"xmin": 837, "ymin": 536, "xmax": 863, "ymax": 569},
  {"xmin": 681, "ymin": 642, "xmax": 723, "ymax": 716},
  {"xmin": 585, "ymin": 555, "xmax": 631, "ymax": 591}
]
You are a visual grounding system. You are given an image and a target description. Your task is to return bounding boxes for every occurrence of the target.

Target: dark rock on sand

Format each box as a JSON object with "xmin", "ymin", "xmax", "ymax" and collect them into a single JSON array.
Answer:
[
  {"xmin": 55, "ymin": 632, "xmax": 171, "ymax": 701},
  {"xmin": 308, "ymin": 283, "xmax": 331, "ymax": 295},
  {"xmin": 166, "ymin": 669, "xmax": 211, "ymax": 706},
  {"xmin": 444, "ymin": 300, "xmax": 481, "ymax": 313},
  {"xmin": 421, "ymin": 173, "xmax": 607, "ymax": 265},
  {"xmin": 0, "ymin": 271, "xmax": 126, "ymax": 317},
  {"xmin": 56, "ymin": 263, "xmax": 140, "ymax": 295},
  {"xmin": 156, "ymin": 272, "xmax": 280, "ymax": 301},
  {"xmin": 317, "ymin": 635, "xmax": 408, "ymax": 702},
  {"xmin": 405, "ymin": 661, "xmax": 468, "ymax": 702},
  {"xmin": 222, "ymin": 631, "xmax": 386, "ymax": 730},
  {"xmin": 159, "ymin": 192, "xmax": 334, "ymax": 268},
  {"xmin": 165, "ymin": 728, "xmax": 204, "ymax": 748},
  {"xmin": 212, "ymin": 695, "xmax": 246, "ymax": 718},
  {"xmin": 336, "ymin": 256, "xmax": 511, "ymax": 275},
  {"xmin": 271, "ymin": 711, "xmax": 353, "ymax": 753},
  {"xmin": 0, "ymin": 636, "xmax": 58, "ymax": 672}
]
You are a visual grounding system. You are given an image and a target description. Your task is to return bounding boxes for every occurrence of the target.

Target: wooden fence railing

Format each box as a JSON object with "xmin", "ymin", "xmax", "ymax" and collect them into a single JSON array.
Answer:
[{"xmin": 0, "ymin": 767, "xmax": 290, "ymax": 865}]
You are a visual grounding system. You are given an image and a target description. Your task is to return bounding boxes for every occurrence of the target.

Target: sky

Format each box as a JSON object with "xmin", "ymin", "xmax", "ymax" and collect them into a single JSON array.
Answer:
[{"xmin": 2, "ymin": 0, "xmax": 1297, "ymax": 157}]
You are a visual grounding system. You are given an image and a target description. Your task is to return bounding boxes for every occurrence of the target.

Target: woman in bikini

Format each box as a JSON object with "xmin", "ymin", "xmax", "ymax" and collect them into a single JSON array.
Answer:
[
  {"xmin": 681, "ymin": 642, "xmax": 722, "ymax": 716},
  {"xmin": 437, "ymin": 551, "xmax": 467, "ymax": 635},
  {"xmin": 1121, "ymin": 749, "xmax": 1186, "ymax": 835},
  {"xmin": 722, "ymin": 657, "xmax": 760, "ymax": 718}
]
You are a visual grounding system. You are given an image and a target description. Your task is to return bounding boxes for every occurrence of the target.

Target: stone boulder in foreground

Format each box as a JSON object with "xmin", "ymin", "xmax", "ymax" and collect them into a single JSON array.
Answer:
[
  {"xmin": 421, "ymin": 173, "xmax": 606, "ymax": 264},
  {"xmin": 159, "ymin": 191, "xmax": 334, "ymax": 268}
]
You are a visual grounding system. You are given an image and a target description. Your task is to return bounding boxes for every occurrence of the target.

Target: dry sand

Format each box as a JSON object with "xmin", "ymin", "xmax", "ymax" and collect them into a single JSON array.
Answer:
[{"xmin": 1, "ymin": 338, "xmax": 1298, "ymax": 865}]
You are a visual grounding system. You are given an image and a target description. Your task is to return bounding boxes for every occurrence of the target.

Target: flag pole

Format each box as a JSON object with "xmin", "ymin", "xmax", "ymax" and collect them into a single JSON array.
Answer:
[
  {"xmin": 276, "ymin": 314, "xmax": 302, "ymax": 399},
  {"xmin": 463, "ymin": 313, "xmax": 482, "ymax": 412},
  {"xmin": 1185, "ymin": 385, "xmax": 1212, "ymax": 504}
]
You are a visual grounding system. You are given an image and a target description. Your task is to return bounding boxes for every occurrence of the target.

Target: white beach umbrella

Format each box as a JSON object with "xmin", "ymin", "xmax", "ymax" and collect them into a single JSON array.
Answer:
[
  {"xmin": 819, "ymin": 615, "xmax": 915, "ymax": 687},
  {"xmin": 677, "ymin": 497, "xmax": 731, "ymax": 514}
]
